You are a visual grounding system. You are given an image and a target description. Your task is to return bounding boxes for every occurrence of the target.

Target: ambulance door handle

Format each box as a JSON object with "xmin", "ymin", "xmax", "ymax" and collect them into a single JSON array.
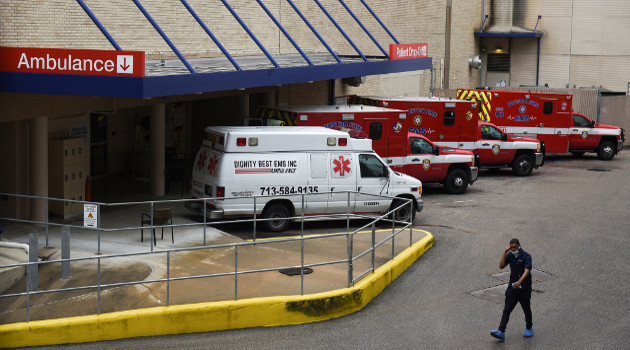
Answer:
[
  {"xmin": 573, "ymin": 129, "xmax": 578, "ymax": 131},
  {"xmin": 482, "ymin": 143, "xmax": 490, "ymax": 146},
  {"xmin": 411, "ymin": 158, "xmax": 420, "ymax": 162},
  {"xmin": 331, "ymin": 187, "xmax": 335, "ymax": 192}
]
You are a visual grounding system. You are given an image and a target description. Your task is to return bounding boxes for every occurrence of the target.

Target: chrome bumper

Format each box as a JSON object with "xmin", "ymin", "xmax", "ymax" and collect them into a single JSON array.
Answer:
[
  {"xmin": 184, "ymin": 201, "xmax": 224, "ymax": 219},
  {"xmin": 469, "ymin": 166, "xmax": 479, "ymax": 184},
  {"xmin": 534, "ymin": 152, "xmax": 544, "ymax": 168},
  {"xmin": 618, "ymin": 140, "xmax": 624, "ymax": 152}
]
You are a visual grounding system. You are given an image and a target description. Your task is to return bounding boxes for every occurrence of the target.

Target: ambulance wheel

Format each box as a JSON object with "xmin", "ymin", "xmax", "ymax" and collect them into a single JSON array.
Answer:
[
  {"xmin": 262, "ymin": 204, "xmax": 291, "ymax": 232},
  {"xmin": 390, "ymin": 199, "xmax": 415, "ymax": 223},
  {"xmin": 445, "ymin": 168, "xmax": 469, "ymax": 194},
  {"xmin": 512, "ymin": 154, "xmax": 534, "ymax": 176},
  {"xmin": 597, "ymin": 141, "xmax": 615, "ymax": 161}
]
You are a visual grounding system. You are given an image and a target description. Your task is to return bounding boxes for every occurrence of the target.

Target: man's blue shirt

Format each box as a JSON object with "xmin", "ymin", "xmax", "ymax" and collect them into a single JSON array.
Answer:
[{"xmin": 506, "ymin": 249, "xmax": 532, "ymax": 289}]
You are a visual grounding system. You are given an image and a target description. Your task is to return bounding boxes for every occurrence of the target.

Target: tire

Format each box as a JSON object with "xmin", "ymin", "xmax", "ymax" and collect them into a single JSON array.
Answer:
[
  {"xmin": 597, "ymin": 141, "xmax": 615, "ymax": 161},
  {"xmin": 389, "ymin": 199, "xmax": 415, "ymax": 223},
  {"xmin": 444, "ymin": 168, "xmax": 469, "ymax": 194},
  {"xmin": 512, "ymin": 154, "xmax": 534, "ymax": 176},
  {"xmin": 262, "ymin": 204, "xmax": 291, "ymax": 232},
  {"xmin": 570, "ymin": 151, "xmax": 585, "ymax": 157}
]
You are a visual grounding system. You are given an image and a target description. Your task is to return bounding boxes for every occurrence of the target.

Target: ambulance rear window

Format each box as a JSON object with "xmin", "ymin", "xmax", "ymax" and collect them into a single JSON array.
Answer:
[
  {"xmin": 444, "ymin": 111, "xmax": 455, "ymax": 126},
  {"xmin": 369, "ymin": 122, "xmax": 383, "ymax": 140},
  {"xmin": 543, "ymin": 101, "xmax": 553, "ymax": 115}
]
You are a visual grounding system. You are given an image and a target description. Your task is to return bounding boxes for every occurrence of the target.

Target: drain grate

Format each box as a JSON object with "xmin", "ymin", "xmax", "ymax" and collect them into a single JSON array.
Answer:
[
  {"xmin": 279, "ymin": 267, "xmax": 313, "ymax": 276},
  {"xmin": 489, "ymin": 268, "xmax": 558, "ymax": 283},
  {"xmin": 469, "ymin": 268, "xmax": 558, "ymax": 304},
  {"xmin": 587, "ymin": 168, "xmax": 612, "ymax": 172},
  {"xmin": 469, "ymin": 284, "xmax": 541, "ymax": 304}
]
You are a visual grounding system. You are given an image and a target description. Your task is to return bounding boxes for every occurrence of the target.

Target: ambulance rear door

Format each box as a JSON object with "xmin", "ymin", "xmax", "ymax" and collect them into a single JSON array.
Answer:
[
  {"xmin": 541, "ymin": 98, "xmax": 570, "ymax": 153},
  {"xmin": 364, "ymin": 118, "xmax": 390, "ymax": 158}
]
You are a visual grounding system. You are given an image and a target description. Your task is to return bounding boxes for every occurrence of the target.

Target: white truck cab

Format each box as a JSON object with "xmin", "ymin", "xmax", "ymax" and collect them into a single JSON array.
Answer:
[{"xmin": 186, "ymin": 126, "xmax": 423, "ymax": 231}]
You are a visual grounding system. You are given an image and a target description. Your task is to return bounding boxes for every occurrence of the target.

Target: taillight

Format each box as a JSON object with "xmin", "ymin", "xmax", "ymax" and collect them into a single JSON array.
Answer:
[
  {"xmin": 236, "ymin": 138, "xmax": 246, "ymax": 146},
  {"xmin": 216, "ymin": 186, "xmax": 225, "ymax": 198}
]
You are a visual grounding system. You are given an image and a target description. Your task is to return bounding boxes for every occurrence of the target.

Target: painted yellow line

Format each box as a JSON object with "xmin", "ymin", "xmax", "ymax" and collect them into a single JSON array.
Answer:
[
  {"xmin": 246, "ymin": 228, "xmax": 413, "ymax": 242},
  {"xmin": 0, "ymin": 231, "xmax": 434, "ymax": 348}
]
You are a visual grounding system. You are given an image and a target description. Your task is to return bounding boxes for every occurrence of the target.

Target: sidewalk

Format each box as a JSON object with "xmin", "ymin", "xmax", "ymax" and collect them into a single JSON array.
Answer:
[{"xmin": 0, "ymin": 201, "xmax": 427, "ymax": 325}]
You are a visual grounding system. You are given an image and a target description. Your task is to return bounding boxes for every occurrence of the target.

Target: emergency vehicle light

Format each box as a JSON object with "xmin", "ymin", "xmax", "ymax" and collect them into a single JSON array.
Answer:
[
  {"xmin": 249, "ymin": 137, "xmax": 258, "ymax": 146},
  {"xmin": 399, "ymin": 113, "xmax": 406, "ymax": 120},
  {"xmin": 339, "ymin": 138, "xmax": 348, "ymax": 146},
  {"xmin": 327, "ymin": 137, "xmax": 337, "ymax": 146},
  {"xmin": 445, "ymin": 103, "xmax": 456, "ymax": 108},
  {"xmin": 299, "ymin": 114, "xmax": 308, "ymax": 121},
  {"xmin": 525, "ymin": 95, "xmax": 530, "ymax": 99},
  {"xmin": 342, "ymin": 114, "xmax": 354, "ymax": 121},
  {"xmin": 216, "ymin": 186, "xmax": 225, "ymax": 198},
  {"xmin": 236, "ymin": 138, "xmax": 246, "ymax": 146},
  {"xmin": 206, "ymin": 133, "xmax": 224, "ymax": 145}
]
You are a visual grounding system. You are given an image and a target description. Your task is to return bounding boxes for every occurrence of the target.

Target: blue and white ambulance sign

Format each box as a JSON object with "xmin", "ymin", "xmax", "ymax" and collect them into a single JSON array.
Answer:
[{"xmin": 84, "ymin": 204, "xmax": 98, "ymax": 228}]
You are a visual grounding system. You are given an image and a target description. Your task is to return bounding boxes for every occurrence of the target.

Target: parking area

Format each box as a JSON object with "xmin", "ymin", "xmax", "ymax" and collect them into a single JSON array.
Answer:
[
  {"xmin": 27, "ymin": 151, "xmax": 628, "ymax": 349},
  {"xmin": 2, "ymin": 152, "xmax": 630, "ymax": 349}
]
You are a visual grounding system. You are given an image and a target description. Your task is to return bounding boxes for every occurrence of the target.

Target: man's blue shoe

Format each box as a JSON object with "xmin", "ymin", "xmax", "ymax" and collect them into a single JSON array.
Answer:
[
  {"xmin": 490, "ymin": 330, "xmax": 505, "ymax": 340},
  {"xmin": 523, "ymin": 328, "xmax": 533, "ymax": 338}
]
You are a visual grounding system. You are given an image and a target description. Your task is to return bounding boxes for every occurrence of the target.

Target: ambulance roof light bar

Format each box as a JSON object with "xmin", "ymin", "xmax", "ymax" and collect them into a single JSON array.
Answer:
[{"xmin": 327, "ymin": 137, "xmax": 348, "ymax": 146}]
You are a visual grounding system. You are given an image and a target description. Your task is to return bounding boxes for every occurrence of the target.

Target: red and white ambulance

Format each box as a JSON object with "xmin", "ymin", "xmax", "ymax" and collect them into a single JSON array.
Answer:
[
  {"xmin": 456, "ymin": 89, "xmax": 625, "ymax": 160},
  {"xmin": 256, "ymin": 105, "xmax": 478, "ymax": 194},
  {"xmin": 347, "ymin": 96, "xmax": 543, "ymax": 176}
]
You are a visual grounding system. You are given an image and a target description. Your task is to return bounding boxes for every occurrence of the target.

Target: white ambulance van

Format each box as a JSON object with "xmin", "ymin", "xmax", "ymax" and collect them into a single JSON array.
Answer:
[{"xmin": 186, "ymin": 126, "xmax": 424, "ymax": 232}]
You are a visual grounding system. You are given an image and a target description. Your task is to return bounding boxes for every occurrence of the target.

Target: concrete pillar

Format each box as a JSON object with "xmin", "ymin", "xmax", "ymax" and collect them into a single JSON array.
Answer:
[
  {"xmin": 238, "ymin": 94, "xmax": 249, "ymax": 124},
  {"xmin": 264, "ymin": 91, "xmax": 276, "ymax": 106},
  {"xmin": 29, "ymin": 117, "xmax": 48, "ymax": 222},
  {"xmin": 150, "ymin": 103, "xmax": 165, "ymax": 196}
]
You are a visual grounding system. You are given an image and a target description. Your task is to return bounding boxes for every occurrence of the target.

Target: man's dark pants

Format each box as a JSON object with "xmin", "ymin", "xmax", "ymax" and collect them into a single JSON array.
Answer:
[{"xmin": 498, "ymin": 286, "xmax": 533, "ymax": 332}]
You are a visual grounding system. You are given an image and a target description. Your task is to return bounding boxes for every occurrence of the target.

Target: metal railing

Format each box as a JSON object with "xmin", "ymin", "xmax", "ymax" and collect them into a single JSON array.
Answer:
[{"xmin": 0, "ymin": 191, "xmax": 417, "ymax": 323}]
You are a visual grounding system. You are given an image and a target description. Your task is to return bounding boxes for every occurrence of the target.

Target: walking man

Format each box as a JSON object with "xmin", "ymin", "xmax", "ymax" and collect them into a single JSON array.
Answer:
[{"xmin": 490, "ymin": 238, "xmax": 533, "ymax": 340}]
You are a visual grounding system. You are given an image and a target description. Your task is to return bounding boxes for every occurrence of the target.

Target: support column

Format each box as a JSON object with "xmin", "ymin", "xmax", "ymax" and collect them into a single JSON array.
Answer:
[
  {"xmin": 29, "ymin": 117, "xmax": 48, "ymax": 222},
  {"xmin": 150, "ymin": 103, "xmax": 166, "ymax": 196},
  {"xmin": 238, "ymin": 94, "xmax": 250, "ymax": 125},
  {"xmin": 264, "ymin": 91, "xmax": 276, "ymax": 106}
]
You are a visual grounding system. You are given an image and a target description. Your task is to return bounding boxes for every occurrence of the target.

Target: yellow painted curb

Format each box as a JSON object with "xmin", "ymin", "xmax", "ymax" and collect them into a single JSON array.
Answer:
[{"xmin": 0, "ymin": 231, "xmax": 434, "ymax": 348}]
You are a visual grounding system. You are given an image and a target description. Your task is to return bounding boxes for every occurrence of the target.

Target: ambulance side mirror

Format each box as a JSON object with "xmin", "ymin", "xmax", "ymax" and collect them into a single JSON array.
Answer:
[
  {"xmin": 433, "ymin": 146, "xmax": 440, "ymax": 156},
  {"xmin": 502, "ymin": 133, "xmax": 508, "ymax": 141},
  {"xmin": 589, "ymin": 121, "xmax": 595, "ymax": 128}
]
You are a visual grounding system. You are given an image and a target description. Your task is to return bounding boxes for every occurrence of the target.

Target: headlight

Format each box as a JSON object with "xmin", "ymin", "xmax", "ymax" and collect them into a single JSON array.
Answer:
[{"xmin": 536, "ymin": 143, "xmax": 541, "ymax": 152}]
